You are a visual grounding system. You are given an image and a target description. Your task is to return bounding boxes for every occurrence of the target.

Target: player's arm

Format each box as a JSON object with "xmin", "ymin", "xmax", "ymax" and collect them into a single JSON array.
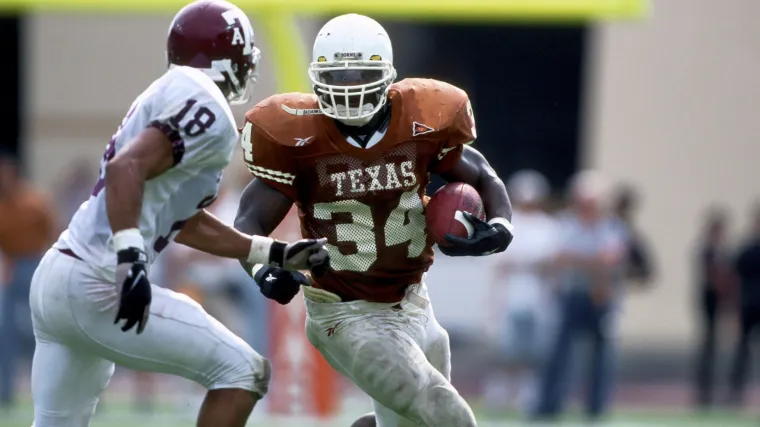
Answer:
[
  {"xmin": 432, "ymin": 95, "xmax": 514, "ymax": 257},
  {"xmin": 233, "ymin": 117, "xmax": 325, "ymax": 305},
  {"xmin": 233, "ymin": 178, "xmax": 294, "ymax": 271},
  {"xmin": 105, "ymin": 127, "xmax": 175, "ymax": 334},
  {"xmin": 436, "ymin": 147, "xmax": 514, "ymax": 256},
  {"xmin": 174, "ymin": 198, "xmax": 326, "ymax": 275},
  {"xmin": 231, "ymin": 178, "xmax": 313, "ymax": 305},
  {"xmin": 440, "ymin": 146, "xmax": 512, "ymax": 221},
  {"xmin": 174, "ymin": 209, "xmax": 259, "ymax": 259},
  {"xmin": 106, "ymin": 127, "xmax": 175, "ymax": 243}
]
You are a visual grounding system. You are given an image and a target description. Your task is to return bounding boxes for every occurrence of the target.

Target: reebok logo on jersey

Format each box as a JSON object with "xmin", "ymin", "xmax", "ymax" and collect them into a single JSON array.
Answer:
[
  {"xmin": 294, "ymin": 136, "xmax": 314, "ymax": 146},
  {"xmin": 412, "ymin": 121, "xmax": 435, "ymax": 137}
]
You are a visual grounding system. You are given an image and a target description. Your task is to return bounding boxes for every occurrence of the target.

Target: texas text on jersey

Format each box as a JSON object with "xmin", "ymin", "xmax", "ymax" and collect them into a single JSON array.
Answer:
[{"xmin": 242, "ymin": 78, "xmax": 477, "ymax": 302}]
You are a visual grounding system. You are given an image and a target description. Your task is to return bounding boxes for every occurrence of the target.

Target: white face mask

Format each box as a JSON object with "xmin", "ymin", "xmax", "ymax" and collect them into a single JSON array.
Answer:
[
  {"xmin": 328, "ymin": 103, "xmax": 377, "ymax": 126},
  {"xmin": 309, "ymin": 60, "xmax": 396, "ymax": 126}
]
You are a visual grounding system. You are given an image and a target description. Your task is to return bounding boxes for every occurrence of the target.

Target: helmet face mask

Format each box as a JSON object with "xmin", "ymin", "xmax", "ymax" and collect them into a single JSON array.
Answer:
[
  {"xmin": 207, "ymin": 47, "xmax": 260, "ymax": 105},
  {"xmin": 310, "ymin": 61, "xmax": 395, "ymax": 125},
  {"xmin": 166, "ymin": 0, "xmax": 260, "ymax": 105},
  {"xmin": 309, "ymin": 14, "xmax": 396, "ymax": 127}
]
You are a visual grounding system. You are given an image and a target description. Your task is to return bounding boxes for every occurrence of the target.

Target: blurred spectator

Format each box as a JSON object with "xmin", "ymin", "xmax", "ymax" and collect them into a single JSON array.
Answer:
[
  {"xmin": 532, "ymin": 170, "xmax": 628, "ymax": 422},
  {"xmin": 482, "ymin": 170, "xmax": 559, "ymax": 414},
  {"xmin": 727, "ymin": 203, "xmax": 760, "ymax": 407},
  {"xmin": 614, "ymin": 184, "xmax": 655, "ymax": 285},
  {"xmin": 693, "ymin": 208, "xmax": 735, "ymax": 410},
  {"xmin": 0, "ymin": 157, "xmax": 57, "ymax": 407},
  {"xmin": 54, "ymin": 159, "xmax": 95, "ymax": 225}
]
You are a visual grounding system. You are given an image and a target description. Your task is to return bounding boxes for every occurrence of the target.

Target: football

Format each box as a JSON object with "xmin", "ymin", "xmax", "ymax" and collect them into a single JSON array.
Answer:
[{"xmin": 425, "ymin": 182, "xmax": 486, "ymax": 246}]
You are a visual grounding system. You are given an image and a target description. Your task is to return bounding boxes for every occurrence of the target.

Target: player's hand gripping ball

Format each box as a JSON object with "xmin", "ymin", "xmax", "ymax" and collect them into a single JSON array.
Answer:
[
  {"xmin": 426, "ymin": 182, "xmax": 513, "ymax": 256},
  {"xmin": 425, "ymin": 182, "xmax": 486, "ymax": 245}
]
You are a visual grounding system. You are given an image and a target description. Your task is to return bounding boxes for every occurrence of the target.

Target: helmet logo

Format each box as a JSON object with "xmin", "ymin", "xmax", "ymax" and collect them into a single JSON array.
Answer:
[
  {"xmin": 370, "ymin": 55, "xmax": 382, "ymax": 61},
  {"xmin": 231, "ymin": 28, "xmax": 245, "ymax": 46},
  {"xmin": 222, "ymin": 10, "xmax": 253, "ymax": 55},
  {"xmin": 317, "ymin": 56, "xmax": 327, "ymax": 62}
]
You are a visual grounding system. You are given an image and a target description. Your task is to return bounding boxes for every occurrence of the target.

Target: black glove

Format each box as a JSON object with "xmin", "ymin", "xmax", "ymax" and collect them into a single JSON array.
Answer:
[
  {"xmin": 254, "ymin": 266, "xmax": 311, "ymax": 305},
  {"xmin": 268, "ymin": 237, "xmax": 330, "ymax": 273},
  {"xmin": 114, "ymin": 247, "xmax": 151, "ymax": 334},
  {"xmin": 439, "ymin": 212, "xmax": 513, "ymax": 257}
]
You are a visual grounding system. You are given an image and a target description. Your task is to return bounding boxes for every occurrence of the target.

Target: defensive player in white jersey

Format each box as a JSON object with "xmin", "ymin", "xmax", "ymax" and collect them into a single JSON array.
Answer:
[{"xmin": 28, "ymin": 2, "xmax": 328, "ymax": 427}]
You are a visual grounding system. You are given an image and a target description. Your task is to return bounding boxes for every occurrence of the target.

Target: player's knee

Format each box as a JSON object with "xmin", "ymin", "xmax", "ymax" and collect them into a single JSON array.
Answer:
[
  {"xmin": 414, "ymin": 379, "xmax": 476, "ymax": 427},
  {"xmin": 354, "ymin": 340, "xmax": 421, "ymax": 412},
  {"xmin": 209, "ymin": 344, "xmax": 272, "ymax": 398}
]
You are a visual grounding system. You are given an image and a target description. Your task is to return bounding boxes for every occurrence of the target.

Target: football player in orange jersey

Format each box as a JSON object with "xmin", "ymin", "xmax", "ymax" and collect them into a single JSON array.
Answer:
[{"xmin": 234, "ymin": 14, "xmax": 513, "ymax": 427}]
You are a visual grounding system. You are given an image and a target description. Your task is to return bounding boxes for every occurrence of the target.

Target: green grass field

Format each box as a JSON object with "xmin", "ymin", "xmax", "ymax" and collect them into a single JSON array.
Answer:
[{"xmin": 1, "ymin": 403, "xmax": 757, "ymax": 427}]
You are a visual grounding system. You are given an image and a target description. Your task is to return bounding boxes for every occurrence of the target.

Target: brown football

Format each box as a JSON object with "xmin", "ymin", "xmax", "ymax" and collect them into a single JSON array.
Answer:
[{"xmin": 425, "ymin": 182, "xmax": 486, "ymax": 246}]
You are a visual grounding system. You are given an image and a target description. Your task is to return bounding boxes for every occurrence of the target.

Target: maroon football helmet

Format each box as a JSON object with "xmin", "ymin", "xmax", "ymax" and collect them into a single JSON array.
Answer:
[{"xmin": 167, "ymin": 0, "xmax": 260, "ymax": 104}]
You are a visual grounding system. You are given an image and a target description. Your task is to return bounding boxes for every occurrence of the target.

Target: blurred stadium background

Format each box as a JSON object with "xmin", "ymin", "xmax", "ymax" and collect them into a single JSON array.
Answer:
[{"xmin": 1, "ymin": 0, "xmax": 760, "ymax": 425}]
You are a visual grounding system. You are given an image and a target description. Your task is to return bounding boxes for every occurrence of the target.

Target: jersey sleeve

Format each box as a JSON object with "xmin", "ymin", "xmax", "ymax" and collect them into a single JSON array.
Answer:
[
  {"xmin": 148, "ymin": 70, "xmax": 237, "ymax": 169},
  {"xmin": 430, "ymin": 97, "xmax": 477, "ymax": 175},
  {"xmin": 240, "ymin": 119, "xmax": 299, "ymax": 201}
]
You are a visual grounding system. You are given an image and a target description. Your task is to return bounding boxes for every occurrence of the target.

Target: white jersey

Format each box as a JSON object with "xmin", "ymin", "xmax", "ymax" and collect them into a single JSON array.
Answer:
[{"xmin": 55, "ymin": 66, "xmax": 239, "ymax": 281}]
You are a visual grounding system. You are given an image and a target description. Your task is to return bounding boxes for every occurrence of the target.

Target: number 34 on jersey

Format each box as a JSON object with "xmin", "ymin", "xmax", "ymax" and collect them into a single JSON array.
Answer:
[{"xmin": 313, "ymin": 186, "xmax": 427, "ymax": 272}]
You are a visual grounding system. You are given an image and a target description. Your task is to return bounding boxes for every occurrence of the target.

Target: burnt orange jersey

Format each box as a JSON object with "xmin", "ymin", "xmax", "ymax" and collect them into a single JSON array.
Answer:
[{"xmin": 242, "ymin": 78, "xmax": 476, "ymax": 302}]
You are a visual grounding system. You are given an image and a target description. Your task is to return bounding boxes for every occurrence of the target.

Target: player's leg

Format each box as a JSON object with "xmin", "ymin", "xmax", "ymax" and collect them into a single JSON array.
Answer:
[
  {"xmin": 41, "ymin": 250, "xmax": 269, "ymax": 427},
  {"xmin": 82, "ymin": 285, "xmax": 268, "ymax": 427},
  {"xmin": 368, "ymin": 306, "xmax": 462, "ymax": 427},
  {"xmin": 306, "ymin": 288, "xmax": 475, "ymax": 427},
  {"xmin": 30, "ymin": 339, "xmax": 114, "ymax": 427},
  {"xmin": 29, "ymin": 249, "xmax": 115, "ymax": 427}
]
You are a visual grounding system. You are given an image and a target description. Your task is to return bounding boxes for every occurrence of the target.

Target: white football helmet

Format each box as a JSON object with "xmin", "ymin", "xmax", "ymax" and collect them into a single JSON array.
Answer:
[{"xmin": 309, "ymin": 14, "xmax": 397, "ymax": 126}]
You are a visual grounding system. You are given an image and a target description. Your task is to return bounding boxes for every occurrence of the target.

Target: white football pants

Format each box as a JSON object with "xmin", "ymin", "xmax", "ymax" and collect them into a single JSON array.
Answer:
[
  {"xmin": 304, "ymin": 281, "xmax": 477, "ymax": 427},
  {"xmin": 29, "ymin": 249, "xmax": 270, "ymax": 427}
]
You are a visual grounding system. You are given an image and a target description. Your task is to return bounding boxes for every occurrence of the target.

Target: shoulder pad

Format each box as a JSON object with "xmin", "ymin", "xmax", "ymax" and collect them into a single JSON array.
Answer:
[
  {"xmin": 389, "ymin": 78, "xmax": 470, "ymax": 136},
  {"xmin": 244, "ymin": 92, "xmax": 321, "ymax": 147},
  {"xmin": 390, "ymin": 78, "xmax": 468, "ymax": 109}
]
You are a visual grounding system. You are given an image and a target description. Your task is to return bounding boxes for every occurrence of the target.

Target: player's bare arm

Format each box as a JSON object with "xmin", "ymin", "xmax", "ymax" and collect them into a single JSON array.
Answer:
[
  {"xmin": 233, "ymin": 178, "xmax": 293, "ymax": 259},
  {"xmin": 105, "ymin": 126, "xmax": 176, "ymax": 333},
  {"xmin": 437, "ymin": 145, "xmax": 514, "ymax": 256},
  {"xmin": 440, "ymin": 145, "xmax": 512, "ymax": 221},
  {"xmin": 175, "ymin": 209, "xmax": 256, "ymax": 259},
  {"xmin": 232, "ymin": 178, "xmax": 319, "ymax": 305},
  {"xmin": 105, "ymin": 126, "xmax": 175, "ymax": 234},
  {"xmin": 176, "ymin": 204, "xmax": 328, "ymax": 273}
]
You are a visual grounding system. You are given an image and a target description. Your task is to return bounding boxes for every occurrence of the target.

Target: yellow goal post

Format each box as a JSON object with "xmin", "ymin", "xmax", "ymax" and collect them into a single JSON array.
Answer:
[{"xmin": 0, "ymin": 0, "xmax": 649, "ymax": 93}]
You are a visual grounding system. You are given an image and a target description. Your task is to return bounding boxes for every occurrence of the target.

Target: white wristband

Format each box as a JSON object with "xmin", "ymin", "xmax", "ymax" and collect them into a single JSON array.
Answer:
[
  {"xmin": 250, "ymin": 263, "xmax": 265, "ymax": 277},
  {"xmin": 247, "ymin": 235, "xmax": 274, "ymax": 265},
  {"xmin": 112, "ymin": 228, "xmax": 145, "ymax": 252},
  {"xmin": 488, "ymin": 217, "xmax": 514, "ymax": 233}
]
